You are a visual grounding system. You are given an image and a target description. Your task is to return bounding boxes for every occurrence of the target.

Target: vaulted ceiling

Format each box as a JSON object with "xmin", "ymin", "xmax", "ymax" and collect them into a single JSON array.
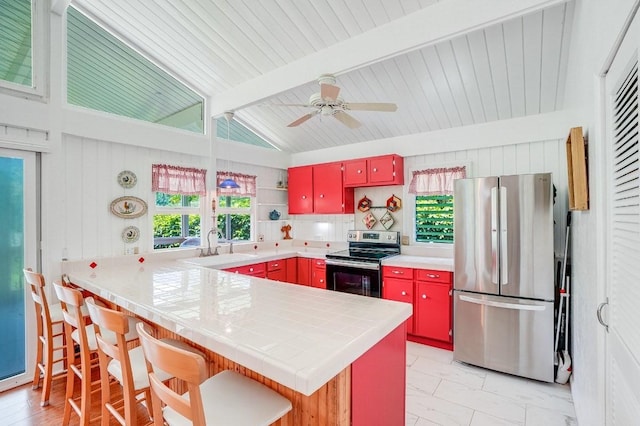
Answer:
[{"xmin": 72, "ymin": 0, "xmax": 575, "ymax": 154}]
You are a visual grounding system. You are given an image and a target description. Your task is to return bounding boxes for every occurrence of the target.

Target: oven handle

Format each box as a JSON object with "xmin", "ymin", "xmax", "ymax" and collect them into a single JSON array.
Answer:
[{"xmin": 325, "ymin": 259, "xmax": 380, "ymax": 270}]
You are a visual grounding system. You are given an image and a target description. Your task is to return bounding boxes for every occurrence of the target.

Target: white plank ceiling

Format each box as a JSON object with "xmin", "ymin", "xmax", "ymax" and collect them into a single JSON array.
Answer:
[{"xmin": 72, "ymin": 0, "xmax": 575, "ymax": 154}]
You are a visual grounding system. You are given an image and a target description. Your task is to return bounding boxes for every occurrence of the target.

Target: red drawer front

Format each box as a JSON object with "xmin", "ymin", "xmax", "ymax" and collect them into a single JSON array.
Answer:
[
  {"xmin": 312, "ymin": 259, "xmax": 326, "ymax": 269},
  {"xmin": 415, "ymin": 269, "xmax": 451, "ymax": 284},
  {"xmin": 382, "ymin": 266, "xmax": 413, "ymax": 279},
  {"xmin": 267, "ymin": 260, "xmax": 283, "ymax": 272},
  {"xmin": 224, "ymin": 263, "xmax": 266, "ymax": 277}
]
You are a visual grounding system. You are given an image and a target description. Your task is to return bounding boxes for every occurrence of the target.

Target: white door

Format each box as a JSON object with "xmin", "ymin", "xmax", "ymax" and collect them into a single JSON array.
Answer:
[
  {"xmin": 602, "ymin": 10, "xmax": 640, "ymax": 423},
  {"xmin": 0, "ymin": 148, "xmax": 37, "ymax": 391}
]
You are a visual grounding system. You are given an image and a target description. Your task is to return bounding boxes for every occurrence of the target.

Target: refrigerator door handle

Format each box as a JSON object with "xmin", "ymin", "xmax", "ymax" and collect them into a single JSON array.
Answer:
[
  {"xmin": 491, "ymin": 187, "xmax": 499, "ymax": 285},
  {"xmin": 459, "ymin": 294, "xmax": 546, "ymax": 311},
  {"xmin": 500, "ymin": 186, "xmax": 508, "ymax": 285}
]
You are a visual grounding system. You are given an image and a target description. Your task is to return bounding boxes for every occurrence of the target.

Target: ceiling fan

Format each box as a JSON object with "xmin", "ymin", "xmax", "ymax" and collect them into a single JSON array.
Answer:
[{"xmin": 276, "ymin": 74, "xmax": 398, "ymax": 129}]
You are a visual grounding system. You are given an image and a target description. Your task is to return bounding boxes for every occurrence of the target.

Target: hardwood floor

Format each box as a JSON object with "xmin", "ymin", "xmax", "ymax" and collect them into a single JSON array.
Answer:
[{"xmin": 1, "ymin": 375, "xmax": 153, "ymax": 425}]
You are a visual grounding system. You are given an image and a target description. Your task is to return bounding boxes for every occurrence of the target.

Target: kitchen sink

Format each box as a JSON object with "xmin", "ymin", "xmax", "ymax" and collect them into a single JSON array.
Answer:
[{"xmin": 179, "ymin": 253, "xmax": 258, "ymax": 267}]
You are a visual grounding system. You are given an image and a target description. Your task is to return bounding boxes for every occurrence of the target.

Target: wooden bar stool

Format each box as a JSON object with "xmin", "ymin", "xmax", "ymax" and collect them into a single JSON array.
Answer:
[
  {"xmin": 53, "ymin": 281, "xmax": 101, "ymax": 426},
  {"xmin": 23, "ymin": 268, "xmax": 68, "ymax": 407},
  {"xmin": 136, "ymin": 322, "xmax": 292, "ymax": 426}
]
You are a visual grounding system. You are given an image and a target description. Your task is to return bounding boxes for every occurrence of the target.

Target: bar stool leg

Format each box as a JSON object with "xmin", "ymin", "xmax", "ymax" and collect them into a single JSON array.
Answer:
[{"xmin": 31, "ymin": 309, "xmax": 44, "ymax": 391}]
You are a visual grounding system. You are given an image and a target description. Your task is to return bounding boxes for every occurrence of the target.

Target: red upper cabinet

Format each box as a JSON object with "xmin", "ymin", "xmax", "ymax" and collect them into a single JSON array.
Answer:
[
  {"xmin": 288, "ymin": 166, "xmax": 313, "ymax": 214},
  {"xmin": 313, "ymin": 162, "xmax": 353, "ymax": 214},
  {"xmin": 343, "ymin": 159, "xmax": 368, "ymax": 186},
  {"xmin": 288, "ymin": 162, "xmax": 354, "ymax": 214},
  {"xmin": 344, "ymin": 154, "xmax": 404, "ymax": 187},
  {"xmin": 369, "ymin": 155, "xmax": 404, "ymax": 185}
]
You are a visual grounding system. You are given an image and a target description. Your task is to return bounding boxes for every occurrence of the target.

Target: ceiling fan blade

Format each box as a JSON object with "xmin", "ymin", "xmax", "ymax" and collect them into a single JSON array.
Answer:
[
  {"xmin": 343, "ymin": 102, "xmax": 398, "ymax": 112},
  {"xmin": 262, "ymin": 102, "xmax": 312, "ymax": 108},
  {"xmin": 287, "ymin": 110, "xmax": 319, "ymax": 127},
  {"xmin": 320, "ymin": 83, "xmax": 340, "ymax": 101},
  {"xmin": 333, "ymin": 111, "xmax": 361, "ymax": 129}
]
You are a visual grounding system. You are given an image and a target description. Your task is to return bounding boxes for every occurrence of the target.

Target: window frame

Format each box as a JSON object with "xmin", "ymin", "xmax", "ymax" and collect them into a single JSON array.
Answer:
[
  {"xmin": 0, "ymin": 0, "xmax": 47, "ymax": 98},
  {"xmin": 409, "ymin": 161, "xmax": 471, "ymax": 246},
  {"xmin": 152, "ymin": 193, "xmax": 204, "ymax": 250},
  {"xmin": 216, "ymin": 194, "xmax": 255, "ymax": 242}
]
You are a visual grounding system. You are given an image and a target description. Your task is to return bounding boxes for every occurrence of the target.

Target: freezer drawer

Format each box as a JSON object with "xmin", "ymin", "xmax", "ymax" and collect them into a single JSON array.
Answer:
[{"xmin": 453, "ymin": 292, "xmax": 554, "ymax": 382}]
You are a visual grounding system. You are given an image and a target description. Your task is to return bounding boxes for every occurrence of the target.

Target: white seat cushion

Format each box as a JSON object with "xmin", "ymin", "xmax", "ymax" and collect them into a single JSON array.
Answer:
[
  {"xmin": 108, "ymin": 338, "xmax": 204, "ymax": 391},
  {"xmin": 163, "ymin": 370, "xmax": 292, "ymax": 426}
]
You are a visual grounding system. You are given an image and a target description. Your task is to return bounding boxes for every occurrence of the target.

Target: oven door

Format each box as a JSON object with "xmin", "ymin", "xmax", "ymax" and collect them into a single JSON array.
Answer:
[{"xmin": 325, "ymin": 259, "xmax": 381, "ymax": 298}]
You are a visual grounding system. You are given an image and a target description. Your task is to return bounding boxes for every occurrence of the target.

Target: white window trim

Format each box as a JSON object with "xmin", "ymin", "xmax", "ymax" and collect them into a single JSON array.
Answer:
[
  {"xmin": 407, "ymin": 160, "xmax": 472, "ymax": 246},
  {"xmin": 152, "ymin": 194, "xmax": 206, "ymax": 250},
  {"xmin": 216, "ymin": 195, "xmax": 256, "ymax": 242},
  {"xmin": 0, "ymin": 0, "xmax": 47, "ymax": 99}
]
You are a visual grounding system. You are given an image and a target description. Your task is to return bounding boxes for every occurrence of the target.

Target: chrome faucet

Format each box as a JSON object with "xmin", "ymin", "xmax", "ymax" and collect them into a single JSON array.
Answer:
[{"xmin": 200, "ymin": 228, "xmax": 220, "ymax": 256}]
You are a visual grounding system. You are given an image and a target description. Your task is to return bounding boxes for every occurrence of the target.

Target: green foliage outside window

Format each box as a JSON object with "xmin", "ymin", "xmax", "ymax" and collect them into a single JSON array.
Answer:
[
  {"xmin": 153, "ymin": 193, "xmax": 201, "ymax": 249},
  {"xmin": 415, "ymin": 195, "xmax": 454, "ymax": 243},
  {"xmin": 217, "ymin": 195, "xmax": 251, "ymax": 241}
]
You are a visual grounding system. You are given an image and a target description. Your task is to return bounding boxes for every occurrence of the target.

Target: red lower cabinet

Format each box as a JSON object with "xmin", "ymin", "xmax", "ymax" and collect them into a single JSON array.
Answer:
[
  {"xmin": 382, "ymin": 266, "xmax": 414, "ymax": 334},
  {"xmin": 414, "ymin": 281, "xmax": 452, "ymax": 343},
  {"xmin": 266, "ymin": 260, "xmax": 286, "ymax": 282},
  {"xmin": 383, "ymin": 266, "xmax": 453, "ymax": 350},
  {"xmin": 310, "ymin": 259, "xmax": 326, "ymax": 289},
  {"xmin": 285, "ymin": 258, "xmax": 297, "ymax": 283},
  {"xmin": 297, "ymin": 257, "xmax": 311, "ymax": 286},
  {"xmin": 223, "ymin": 262, "xmax": 266, "ymax": 278}
]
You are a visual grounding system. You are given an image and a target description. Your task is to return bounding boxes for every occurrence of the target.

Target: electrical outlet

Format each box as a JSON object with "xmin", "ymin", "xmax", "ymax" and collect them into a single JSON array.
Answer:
[
  {"xmin": 401, "ymin": 235, "xmax": 410, "ymax": 245},
  {"xmin": 125, "ymin": 246, "xmax": 139, "ymax": 255}
]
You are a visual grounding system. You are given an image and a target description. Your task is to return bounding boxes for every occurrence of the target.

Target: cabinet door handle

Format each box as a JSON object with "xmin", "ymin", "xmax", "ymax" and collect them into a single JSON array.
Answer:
[
  {"xmin": 320, "ymin": 279, "xmax": 324, "ymax": 283},
  {"xmin": 357, "ymin": 169, "xmax": 362, "ymax": 174},
  {"xmin": 302, "ymin": 195, "xmax": 306, "ymax": 199},
  {"xmin": 427, "ymin": 273, "xmax": 440, "ymax": 279},
  {"xmin": 373, "ymin": 167, "xmax": 378, "ymax": 172},
  {"xmin": 421, "ymin": 294, "xmax": 427, "ymax": 299},
  {"xmin": 597, "ymin": 298, "xmax": 609, "ymax": 332},
  {"xmin": 449, "ymin": 289, "xmax": 453, "ymax": 296},
  {"xmin": 401, "ymin": 291, "xmax": 407, "ymax": 296},
  {"xmin": 273, "ymin": 263, "xmax": 279, "ymax": 267},
  {"xmin": 392, "ymin": 270, "xmax": 404, "ymax": 275},
  {"xmin": 249, "ymin": 268, "xmax": 254, "ymax": 272},
  {"xmin": 319, "ymin": 194, "xmax": 324, "ymax": 198}
]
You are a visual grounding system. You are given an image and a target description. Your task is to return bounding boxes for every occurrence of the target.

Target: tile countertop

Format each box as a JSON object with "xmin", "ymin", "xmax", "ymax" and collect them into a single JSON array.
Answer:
[
  {"xmin": 63, "ymin": 257, "xmax": 411, "ymax": 397},
  {"xmin": 382, "ymin": 254, "xmax": 454, "ymax": 272}
]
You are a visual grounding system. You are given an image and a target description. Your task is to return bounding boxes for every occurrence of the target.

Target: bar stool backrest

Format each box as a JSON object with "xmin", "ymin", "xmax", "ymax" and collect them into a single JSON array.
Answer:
[{"xmin": 136, "ymin": 322, "xmax": 207, "ymax": 425}]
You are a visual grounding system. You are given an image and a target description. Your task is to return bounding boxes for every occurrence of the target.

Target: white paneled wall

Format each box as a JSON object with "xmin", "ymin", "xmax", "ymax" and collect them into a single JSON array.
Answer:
[
  {"xmin": 402, "ymin": 138, "xmax": 568, "ymax": 255},
  {"xmin": 43, "ymin": 134, "xmax": 568, "ymax": 273},
  {"xmin": 43, "ymin": 135, "xmax": 210, "ymax": 267},
  {"xmin": 287, "ymin": 137, "xmax": 568, "ymax": 255}
]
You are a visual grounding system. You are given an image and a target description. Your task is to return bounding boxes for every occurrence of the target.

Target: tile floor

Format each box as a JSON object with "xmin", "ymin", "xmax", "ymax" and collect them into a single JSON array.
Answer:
[{"xmin": 406, "ymin": 342, "xmax": 578, "ymax": 425}]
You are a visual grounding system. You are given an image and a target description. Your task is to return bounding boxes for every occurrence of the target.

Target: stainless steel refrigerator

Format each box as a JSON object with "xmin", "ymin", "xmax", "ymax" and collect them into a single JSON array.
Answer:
[{"xmin": 453, "ymin": 173, "xmax": 555, "ymax": 382}]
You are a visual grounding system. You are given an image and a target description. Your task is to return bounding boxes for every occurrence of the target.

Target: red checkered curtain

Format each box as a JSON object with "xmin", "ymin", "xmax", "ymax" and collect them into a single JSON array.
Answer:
[
  {"xmin": 408, "ymin": 166, "xmax": 466, "ymax": 195},
  {"xmin": 152, "ymin": 164, "xmax": 207, "ymax": 195}
]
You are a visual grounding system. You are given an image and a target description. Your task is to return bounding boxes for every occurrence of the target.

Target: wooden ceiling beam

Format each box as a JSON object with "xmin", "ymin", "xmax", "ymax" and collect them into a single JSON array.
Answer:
[{"xmin": 210, "ymin": 0, "xmax": 569, "ymax": 117}]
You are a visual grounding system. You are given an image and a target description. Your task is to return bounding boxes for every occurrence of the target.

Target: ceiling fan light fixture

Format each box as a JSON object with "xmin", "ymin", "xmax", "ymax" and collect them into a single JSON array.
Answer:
[{"xmin": 321, "ymin": 105, "xmax": 333, "ymax": 116}]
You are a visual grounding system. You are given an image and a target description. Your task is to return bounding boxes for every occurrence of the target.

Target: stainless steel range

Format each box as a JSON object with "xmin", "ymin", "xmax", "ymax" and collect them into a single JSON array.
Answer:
[{"xmin": 325, "ymin": 230, "xmax": 401, "ymax": 297}]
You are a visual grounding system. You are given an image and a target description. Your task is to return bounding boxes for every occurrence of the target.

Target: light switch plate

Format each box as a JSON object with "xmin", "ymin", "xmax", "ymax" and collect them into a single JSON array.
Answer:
[{"xmin": 401, "ymin": 235, "xmax": 409, "ymax": 245}]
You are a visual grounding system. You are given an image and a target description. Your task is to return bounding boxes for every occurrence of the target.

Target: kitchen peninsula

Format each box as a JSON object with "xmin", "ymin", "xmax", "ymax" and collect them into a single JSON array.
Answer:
[{"xmin": 63, "ymin": 254, "xmax": 411, "ymax": 425}]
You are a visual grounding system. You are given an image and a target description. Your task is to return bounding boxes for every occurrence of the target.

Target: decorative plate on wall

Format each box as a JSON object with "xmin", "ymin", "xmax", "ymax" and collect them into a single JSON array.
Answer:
[
  {"xmin": 117, "ymin": 170, "xmax": 137, "ymax": 189},
  {"xmin": 121, "ymin": 226, "xmax": 140, "ymax": 243},
  {"xmin": 110, "ymin": 196, "xmax": 147, "ymax": 219}
]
